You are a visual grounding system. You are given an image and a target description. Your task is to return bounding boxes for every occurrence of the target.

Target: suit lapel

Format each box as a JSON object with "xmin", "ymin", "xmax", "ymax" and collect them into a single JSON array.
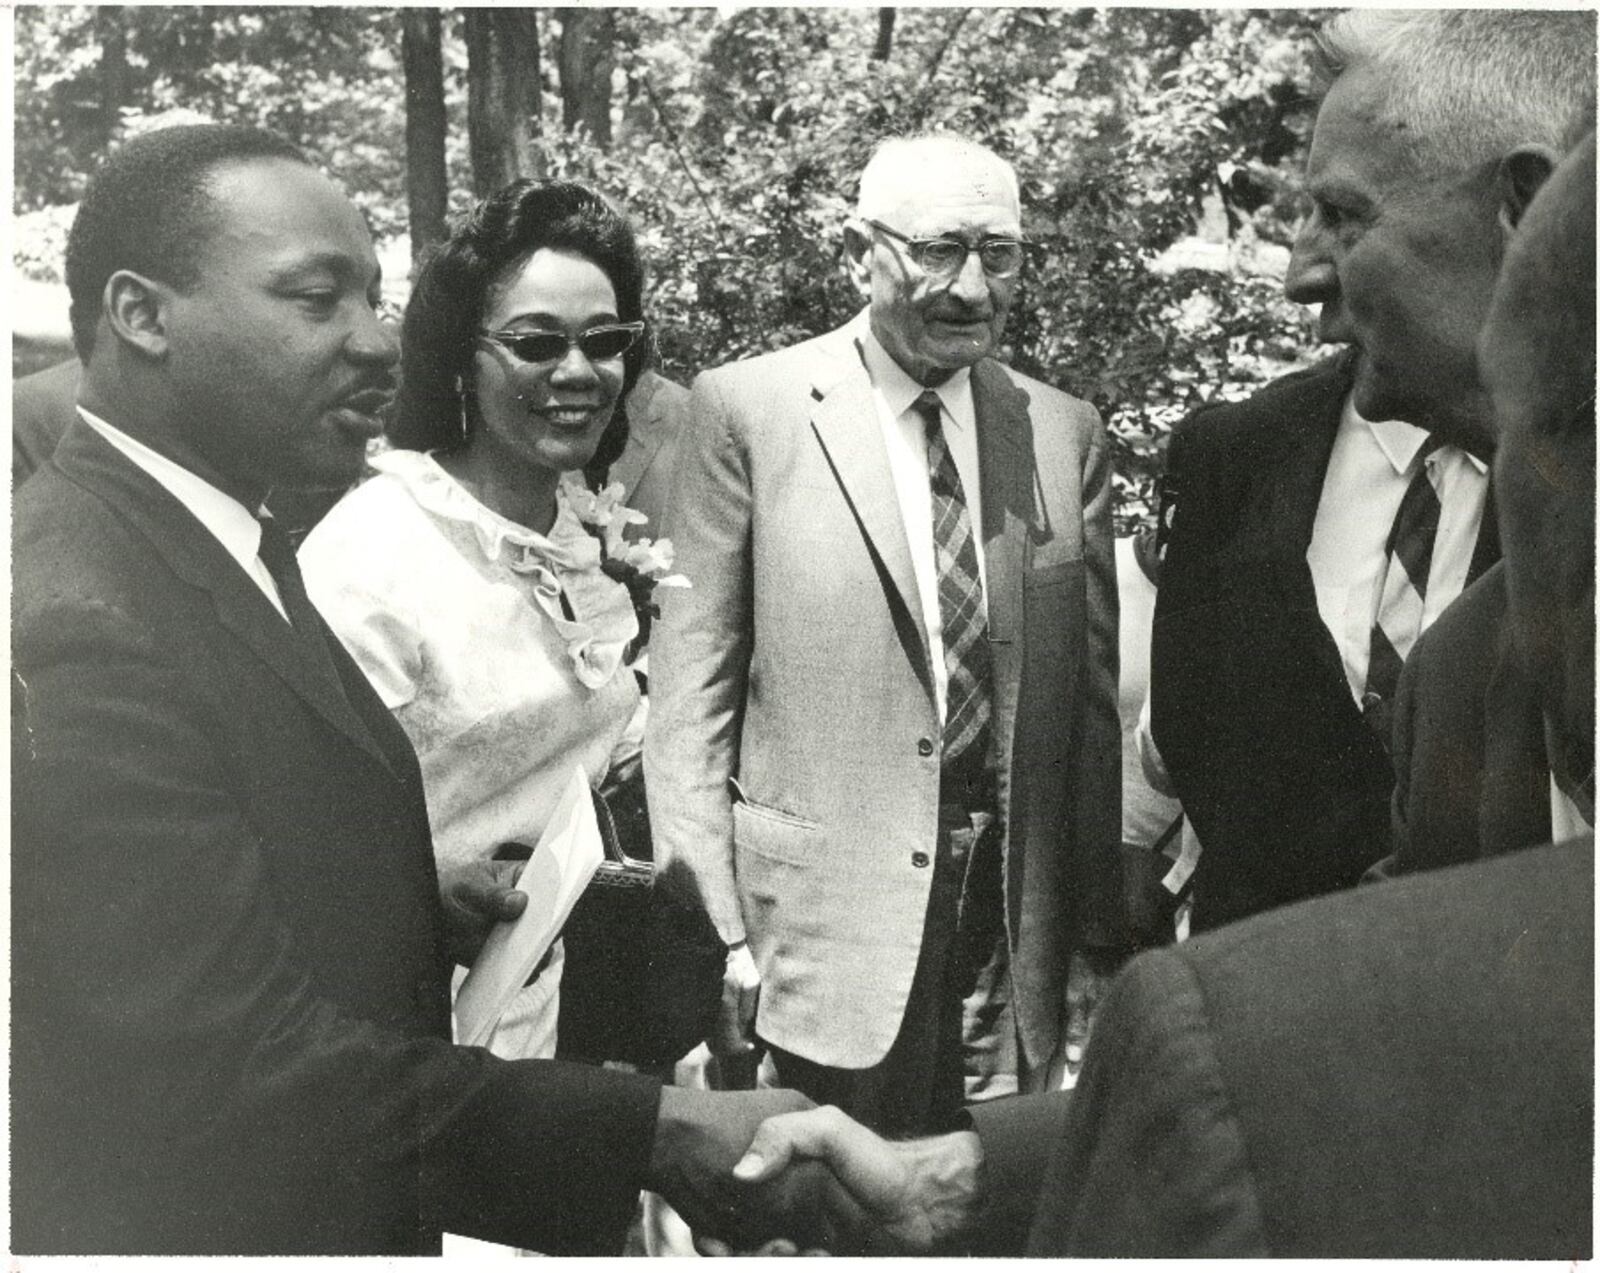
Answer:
[
  {"xmin": 971, "ymin": 361, "xmax": 1033, "ymax": 822},
  {"xmin": 971, "ymin": 360, "xmax": 1032, "ymax": 649},
  {"xmin": 1269, "ymin": 361, "xmax": 1355, "ymax": 699},
  {"xmin": 1269, "ymin": 356, "xmax": 1352, "ymax": 559},
  {"xmin": 205, "ymin": 568, "xmax": 397, "ymax": 776},
  {"xmin": 1467, "ymin": 480, "xmax": 1501, "ymax": 584},
  {"xmin": 610, "ymin": 373, "xmax": 668, "ymax": 497},
  {"xmin": 807, "ymin": 335, "xmax": 930, "ymax": 674},
  {"xmin": 52, "ymin": 421, "xmax": 397, "ymax": 775}
]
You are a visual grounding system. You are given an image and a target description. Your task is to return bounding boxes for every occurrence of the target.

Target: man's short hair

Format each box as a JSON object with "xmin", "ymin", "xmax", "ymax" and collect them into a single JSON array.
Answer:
[
  {"xmin": 64, "ymin": 124, "xmax": 307, "ymax": 359},
  {"xmin": 1312, "ymin": 10, "xmax": 1596, "ymax": 176},
  {"xmin": 855, "ymin": 133, "xmax": 1020, "ymax": 221}
]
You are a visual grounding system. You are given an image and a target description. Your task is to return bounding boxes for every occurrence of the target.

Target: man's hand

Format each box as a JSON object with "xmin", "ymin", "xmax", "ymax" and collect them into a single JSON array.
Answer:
[
  {"xmin": 710, "ymin": 940, "xmax": 761, "ymax": 1057},
  {"xmin": 646, "ymin": 1085, "xmax": 820, "ymax": 1246},
  {"xmin": 437, "ymin": 852, "xmax": 528, "ymax": 967},
  {"xmin": 699, "ymin": 1105, "xmax": 987, "ymax": 1255}
]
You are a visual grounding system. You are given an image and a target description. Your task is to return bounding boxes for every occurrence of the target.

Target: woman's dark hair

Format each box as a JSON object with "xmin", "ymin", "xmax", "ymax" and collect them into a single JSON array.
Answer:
[{"xmin": 392, "ymin": 179, "xmax": 648, "ymax": 462}]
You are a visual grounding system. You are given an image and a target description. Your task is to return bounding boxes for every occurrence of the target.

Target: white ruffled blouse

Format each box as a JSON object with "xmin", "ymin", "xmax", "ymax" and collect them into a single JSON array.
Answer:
[{"xmin": 299, "ymin": 449, "xmax": 645, "ymax": 1060}]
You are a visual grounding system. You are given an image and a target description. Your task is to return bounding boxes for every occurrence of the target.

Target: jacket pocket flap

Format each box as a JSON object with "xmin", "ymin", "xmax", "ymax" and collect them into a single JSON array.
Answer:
[
  {"xmin": 1024, "ymin": 558, "xmax": 1082, "ymax": 590},
  {"xmin": 732, "ymin": 799, "xmax": 818, "ymax": 866}
]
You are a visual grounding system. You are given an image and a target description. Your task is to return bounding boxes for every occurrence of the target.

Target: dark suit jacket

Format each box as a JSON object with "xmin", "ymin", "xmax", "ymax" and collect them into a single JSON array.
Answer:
[
  {"xmin": 11, "ymin": 421, "xmax": 661, "ymax": 1254},
  {"xmin": 11, "ymin": 356, "xmax": 77, "ymax": 486},
  {"xmin": 9, "ymin": 362, "xmax": 340, "ymax": 537},
  {"xmin": 1375, "ymin": 562, "xmax": 1551, "ymax": 877},
  {"xmin": 971, "ymin": 837, "xmax": 1594, "ymax": 1257},
  {"xmin": 1150, "ymin": 354, "xmax": 1499, "ymax": 929}
]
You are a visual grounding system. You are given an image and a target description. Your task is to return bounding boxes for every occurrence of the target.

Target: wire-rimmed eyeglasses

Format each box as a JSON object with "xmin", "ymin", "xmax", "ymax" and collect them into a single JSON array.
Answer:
[{"xmin": 863, "ymin": 219, "xmax": 1031, "ymax": 279}]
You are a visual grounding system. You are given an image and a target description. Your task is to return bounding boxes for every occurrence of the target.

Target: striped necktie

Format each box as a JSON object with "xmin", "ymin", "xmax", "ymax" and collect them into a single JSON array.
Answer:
[
  {"xmin": 1362, "ymin": 436, "xmax": 1444, "ymax": 740},
  {"xmin": 914, "ymin": 390, "xmax": 993, "ymax": 767}
]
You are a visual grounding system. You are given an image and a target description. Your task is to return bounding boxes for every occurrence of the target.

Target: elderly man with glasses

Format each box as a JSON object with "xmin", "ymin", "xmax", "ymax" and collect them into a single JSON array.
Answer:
[{"xmin": 646, "ymin": 133, "xmax": 1122, "ymax": 1135}]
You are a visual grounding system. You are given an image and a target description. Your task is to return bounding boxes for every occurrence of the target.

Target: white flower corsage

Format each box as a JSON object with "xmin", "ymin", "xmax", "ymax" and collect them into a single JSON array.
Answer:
[{"xmin": 565, "ymin": 480, "xmax": 689, "ymax": 659}]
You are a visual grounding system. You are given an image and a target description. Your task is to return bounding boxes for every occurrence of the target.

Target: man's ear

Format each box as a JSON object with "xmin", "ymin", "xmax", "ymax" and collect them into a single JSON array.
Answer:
[
  {"xmin": 104, "ymin": 270, "xmax": 173, "ymax": 358},
  {"xmin": 1497, "ymin": 145, "xmax": 1560, "ymax": 235},
  {"xmin": 842, "ymin": 219, "xmax": 874, "ymax": 299}
]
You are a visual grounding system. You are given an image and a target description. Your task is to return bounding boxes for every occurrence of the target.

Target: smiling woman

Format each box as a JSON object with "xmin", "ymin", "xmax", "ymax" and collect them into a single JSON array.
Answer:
[{"xmin": 298, "ymin": 181, "xmax": 655, "ymax": 1067}]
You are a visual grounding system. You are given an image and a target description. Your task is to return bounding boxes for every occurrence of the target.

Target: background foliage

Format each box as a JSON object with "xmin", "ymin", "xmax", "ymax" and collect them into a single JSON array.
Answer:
[{"xmin": 13, "ymin": 6, "xmax": 1332, "ymax": 528}]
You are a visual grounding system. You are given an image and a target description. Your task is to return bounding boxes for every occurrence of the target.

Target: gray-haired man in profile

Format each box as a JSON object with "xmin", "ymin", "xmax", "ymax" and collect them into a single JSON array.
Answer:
[{"xmin": 1143, "ymin": 9, "xmax": 1592, "ymax": 930}]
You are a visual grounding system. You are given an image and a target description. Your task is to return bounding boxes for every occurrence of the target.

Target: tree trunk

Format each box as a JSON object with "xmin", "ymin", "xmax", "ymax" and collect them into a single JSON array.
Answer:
[
  {"xmin": 401, "ymin": 9, "xmax": 449, "ymax": 267},
  {"xmin": 465, "ymin": 8, "xmax": 542, "ymax": 196},
  {"xmin": 558, "ymin": 8, "xmax": 614, "ymax": 146},
  {"xmin": 95, "ymin": 6, "xmax": 129, "ymax": 137},
  {"xmin": 872, "ymin": 8, "xmax": 895, "ymax": 61}
]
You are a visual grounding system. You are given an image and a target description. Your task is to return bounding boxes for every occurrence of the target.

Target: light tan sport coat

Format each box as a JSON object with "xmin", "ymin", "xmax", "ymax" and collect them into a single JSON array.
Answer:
[{"xmin": 645, "ymin": 317, "xmax": 1122, "ymax": 1072}]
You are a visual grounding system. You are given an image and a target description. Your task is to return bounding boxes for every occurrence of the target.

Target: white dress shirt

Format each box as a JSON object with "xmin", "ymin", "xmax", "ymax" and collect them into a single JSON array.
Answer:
[
  {"xmin": 1307, "ymin": 396, "xmax": 1489, "ymax": 702},
  {"xmin": 1549, "ymin": 775, "xmax": 1592, "ymax": 842},
  {"xmin": 857, "ymin": 319, "xmax": 986, "ymax": 724},
  {"xmin": 78, "ymin": 407, "xmax": 289, "ymax": 622},
  {"xmin": 1135, "ymin": 393, "xmax": 1489, "ymax": 915}
]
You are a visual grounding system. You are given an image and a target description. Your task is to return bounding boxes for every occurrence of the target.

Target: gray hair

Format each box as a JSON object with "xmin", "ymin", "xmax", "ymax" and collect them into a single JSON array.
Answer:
[
  {"xmin": 1313, "ymin": 10, "xmax": 1596, "ymax": 174},
  {"xmin": 855, "ymin": 133, "xmax": 1020, "ymax": 221}
]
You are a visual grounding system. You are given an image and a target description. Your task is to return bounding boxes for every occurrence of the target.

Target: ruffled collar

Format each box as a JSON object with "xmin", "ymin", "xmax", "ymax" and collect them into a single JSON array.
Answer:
[{"xmin": 370, "ymin": 449, "xmax": 638, "ymax": 688}]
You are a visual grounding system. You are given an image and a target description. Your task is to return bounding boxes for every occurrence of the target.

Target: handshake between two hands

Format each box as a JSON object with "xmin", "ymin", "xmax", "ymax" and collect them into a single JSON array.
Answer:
[
  {"xmin": 649, "ymin": 1087, "xmax": 987, "ymax": 1257},
  {"xmin": 442, "ymin": 858, "xmax": 986, "ymax": 1254}
]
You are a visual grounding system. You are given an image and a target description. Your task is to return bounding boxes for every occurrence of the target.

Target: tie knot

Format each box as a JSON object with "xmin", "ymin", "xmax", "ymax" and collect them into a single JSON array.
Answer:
[
  {"xmin": 255, "ymin": 516, "xmax": 301, "ymax": 592},
  {"xmin": 1416, "ymin": 434, "xmax": 1445, "ymax": 470},
  {"xmin": 913, "ymin": 390, "xmax": 944, "ymax": 438}
]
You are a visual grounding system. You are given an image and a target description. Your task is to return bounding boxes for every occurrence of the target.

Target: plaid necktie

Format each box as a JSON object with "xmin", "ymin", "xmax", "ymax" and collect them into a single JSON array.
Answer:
[
  {"xmin": 1362, "ymin": 436, "xmax": 1444, "ymax": 739},
  {"xmin": 914, "ymin": 390, "xmax": 993, "ymax": 767}
]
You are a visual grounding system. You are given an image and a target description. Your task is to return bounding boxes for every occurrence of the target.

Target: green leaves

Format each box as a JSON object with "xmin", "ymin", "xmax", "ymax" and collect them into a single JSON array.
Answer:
[{"xmin": 16, "ymin": 6, "xmax": 1330, "ymax": 532}]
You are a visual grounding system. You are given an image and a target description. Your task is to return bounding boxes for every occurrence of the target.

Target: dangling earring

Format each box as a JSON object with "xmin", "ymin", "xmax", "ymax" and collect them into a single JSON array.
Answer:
[{"xmin": 454, "ymin": 375, "xmax": 470, "ymax": 445}]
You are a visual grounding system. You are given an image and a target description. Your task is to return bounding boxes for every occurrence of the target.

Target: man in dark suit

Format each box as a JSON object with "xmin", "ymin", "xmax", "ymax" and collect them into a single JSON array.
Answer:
[
  {"xmin": 1374, "ymin": 565, "xmax": 1552, "ymax": 875},
  {"xmin": 1379, "ymin": 123, "xmax": 1596, "ymax": 877},
  {"xmin": 1145, "ymin": 9, "xmax": 1593, "ymax": 930},
  {"xmin": 10, "ymin": 122, "xmax": 808, "ymax": 1255},
  {"xmin": 717, "ymin": 116, "xmax": 1596, "ymax": 1264}
]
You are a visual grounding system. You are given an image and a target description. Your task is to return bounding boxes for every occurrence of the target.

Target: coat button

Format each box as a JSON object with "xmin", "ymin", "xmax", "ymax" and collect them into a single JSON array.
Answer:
[
  {"xmin": 911, "ymin": 851, "xmax": 930, "ymax": 868},
  {"xmin": 917, "ymin": 737, "xmax": 935, "ymax": 757}
]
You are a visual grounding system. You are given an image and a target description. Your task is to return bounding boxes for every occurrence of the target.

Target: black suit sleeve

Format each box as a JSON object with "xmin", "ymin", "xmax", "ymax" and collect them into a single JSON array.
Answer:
[
  {"xmin": 1368, "ymin": 630, "xmax": 1426, "ymax": 881},
  {"xmin": 1019, "ymin": 951, "xmax": 1270, "ymax": 1256},
  {"xmin": 12, "ymin": 602, "xmax": 660, "ymax": 1253},
  {"xmin": 1155, "ymin": 406, "xmax": 1226, "ymax": 577},
  {"xmin": 965, "ymin": 1091, "xmax": 1067, "ymax": 1253}
]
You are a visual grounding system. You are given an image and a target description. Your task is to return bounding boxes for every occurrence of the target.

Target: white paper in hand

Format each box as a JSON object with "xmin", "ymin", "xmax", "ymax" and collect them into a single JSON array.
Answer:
[{"xmin": 454, "ymin": 766, "xmax": 604, "ymax": 1049}]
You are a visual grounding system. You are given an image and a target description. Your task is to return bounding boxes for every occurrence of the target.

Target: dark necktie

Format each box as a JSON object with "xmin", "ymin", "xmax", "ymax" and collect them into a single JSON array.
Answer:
[
  {"xmin": 1363, "ymin": 436, "xmax": 1444, "ymax": 739},
  {"xmin": 913, "ymin": 390, "xmax": 993, "ymax": 770},
  {"xmin": 256, "ymin": 515, "xmax": 345, "ymax": 689}
]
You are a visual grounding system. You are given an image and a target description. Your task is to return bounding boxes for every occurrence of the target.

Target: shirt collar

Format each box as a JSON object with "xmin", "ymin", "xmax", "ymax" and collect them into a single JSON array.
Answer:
[
  {"xmin": 1548, "ymin": 713, "xmax": 1596, "ymax": 830},
  {"xmin": 78, "ymin": 407, "xmax": 268, "ymax": 564},
  {"xmin": 855, "ymin": 311, "xmax": 974, "ymax": 423},
  {"xmin": 1349, "ymin": 398, "xmax": 1488, "ymax": 476}
]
